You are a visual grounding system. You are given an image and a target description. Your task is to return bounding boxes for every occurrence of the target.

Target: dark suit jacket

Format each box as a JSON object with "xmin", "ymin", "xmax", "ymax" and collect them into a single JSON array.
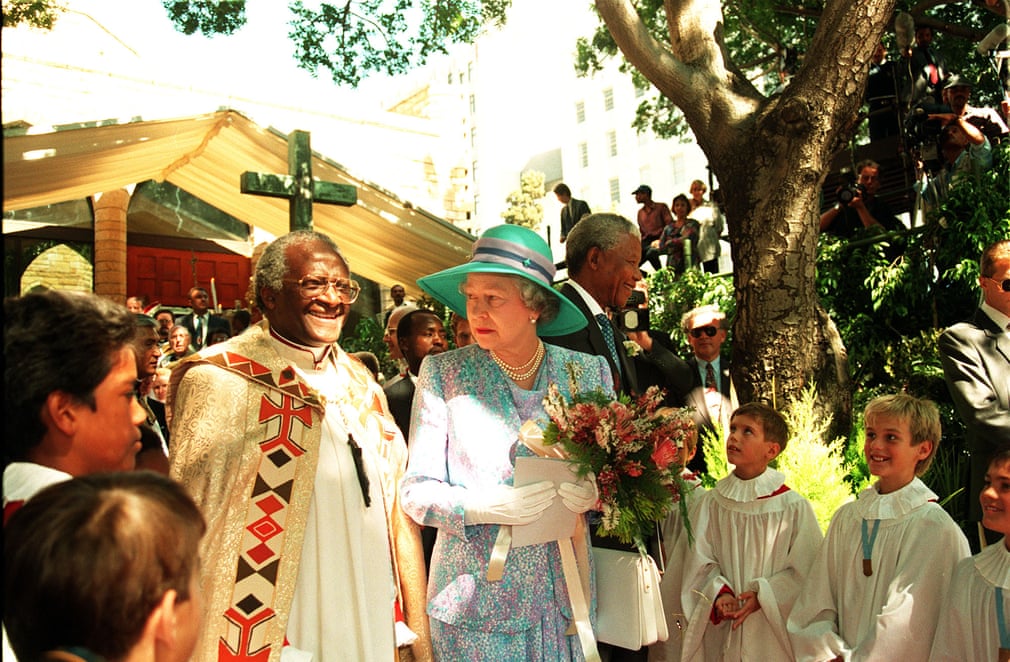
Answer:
[
  {"xmin": 178, "ymin": 312, "xmax": 231, "ymax": 350},
  {"xmin": 560, "ymin": 198, "xmax": 591, "ymax": 241},
  {"xmin": 939, "ymin": 307, "xmax": 1010, "ymax": 521},
  {"xmin": 543, "ymin": 283, "xmax": 693, "ymax": 402},
  {"xmin": 383, "ymin": 375, "xmax": 416, "ymax": 445},
  {"xmin": 683, "ymin": 356, "xmax": 733, "ymax": 475}
]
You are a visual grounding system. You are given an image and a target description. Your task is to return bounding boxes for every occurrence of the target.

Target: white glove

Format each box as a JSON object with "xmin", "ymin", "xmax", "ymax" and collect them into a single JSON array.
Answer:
[
  {"xmin": 463, "ymin": 480, "xmax": 556, "ymax": 525},
  {"xmin": 558, "ymin": 476, "xmax": 599, "ymax": 514}
]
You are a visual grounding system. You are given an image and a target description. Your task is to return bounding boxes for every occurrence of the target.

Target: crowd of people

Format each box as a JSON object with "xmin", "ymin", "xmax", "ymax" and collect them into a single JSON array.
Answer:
[
  {"xmin": 3, "ymin": 226, "xmax": 1007, "ymax": 662},
  {"xmin": 554, "ymin": 180, "xmax": 726, "ymax": 278}
]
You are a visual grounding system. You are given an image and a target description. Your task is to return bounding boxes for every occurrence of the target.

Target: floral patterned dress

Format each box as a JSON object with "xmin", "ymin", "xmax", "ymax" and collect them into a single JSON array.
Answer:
[{"xmin": 400, "ymin": 343, "xmax": 613, "ymax": 661}]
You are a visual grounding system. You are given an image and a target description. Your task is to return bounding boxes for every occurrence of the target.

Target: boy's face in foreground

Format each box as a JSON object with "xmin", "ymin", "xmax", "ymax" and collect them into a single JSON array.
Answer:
[
  {"xmin": 981, "ymin": 460, "xmax": 1010, "ymax": 539},
  {"xmin": 726, "ymin": 413, "xmax": 779, "ymax": 480},
  {"xmin": 864, "ymin": 414, "xmax": 932, "ymax": 494}
]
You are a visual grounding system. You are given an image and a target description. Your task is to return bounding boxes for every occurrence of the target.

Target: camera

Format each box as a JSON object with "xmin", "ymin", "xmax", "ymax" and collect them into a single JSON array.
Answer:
[
  {"xmin": 837, "ymin": 183, "xmax": 866, "ymax": 205},
  {"xmin": 617, "ymin": 290, "xmax": 650, "ymax": 333},
  {"xmin": 904, "ymin": 103, "xmax": 946, "ymax": 173}
]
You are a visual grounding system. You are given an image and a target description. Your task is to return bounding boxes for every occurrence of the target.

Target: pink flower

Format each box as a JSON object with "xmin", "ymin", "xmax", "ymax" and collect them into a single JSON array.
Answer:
[
  {"xmin": 622, "ymin": 460, "xmax": 644, "ymax": 477},
  {"xmin": 651, "ymin": 439, "xmax": 679, "ymax": 470}
]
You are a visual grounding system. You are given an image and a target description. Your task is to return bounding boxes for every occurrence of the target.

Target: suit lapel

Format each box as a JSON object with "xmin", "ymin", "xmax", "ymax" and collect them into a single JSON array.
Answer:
[{"xmin": 559, "ymin": 283, "xmax": 623, "ymax": 392}]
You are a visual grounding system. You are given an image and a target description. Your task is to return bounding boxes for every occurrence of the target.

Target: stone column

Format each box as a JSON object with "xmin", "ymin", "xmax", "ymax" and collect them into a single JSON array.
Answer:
[{"xmin": 93, "ymin": 189, "xmax": 130, "ymax": 302}]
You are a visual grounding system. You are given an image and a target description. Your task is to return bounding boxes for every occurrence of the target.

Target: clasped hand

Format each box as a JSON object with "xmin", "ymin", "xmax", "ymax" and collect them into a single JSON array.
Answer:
[{"xmin": 714, "ymin": 591, "xmax": 761, "ymax": 630}]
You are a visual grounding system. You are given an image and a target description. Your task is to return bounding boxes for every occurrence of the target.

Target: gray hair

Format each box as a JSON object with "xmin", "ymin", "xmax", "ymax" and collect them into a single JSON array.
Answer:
[
  {"xmin": 515, "ymin": 276, "xmax": 560, "ymax": 326},
  {"xmin": 681, "ymin": 305, "xmax": 727, "ymax": 331},
  {"xmin": 460, "ymin": 273, "xmax": 560, "ymax": 326},
  {"xmin": 254, "ymin": 231, "xmax": 345, "ymax": 309},
  {"xmin": 565, "ymin": 213, "xmax": 639, "ymax": 276}
]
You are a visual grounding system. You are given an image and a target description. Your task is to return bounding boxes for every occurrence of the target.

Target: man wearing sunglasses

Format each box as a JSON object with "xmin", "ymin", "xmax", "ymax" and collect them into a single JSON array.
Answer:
[
  {"xmin": 169, "ymin": 230, "xmax": 430, "ymax": 662},
  {"xmin": 682, "ymin": 305, "xmax": 737, "ymax": 475},
  {"xmin": 939, "ymin": 239, "xmax": 1010, "ymax": 550}
]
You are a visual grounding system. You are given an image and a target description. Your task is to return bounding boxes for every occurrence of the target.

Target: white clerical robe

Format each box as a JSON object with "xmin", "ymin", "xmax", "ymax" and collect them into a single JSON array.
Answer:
[
  {"xmin": 273, "ymin": 340, "xmax": 397, "ymax": 662},
  {"xmin": 679, "ymin": 469, "xmax": 822, "ymax": 661},
  {"xmin": 929, "ymin": 538, "xmax": 1010, "ymax": 662},
  {"xmin": 787, "ymin": 478, "xmax": 970, "ymax": 662},
  {"xmin": 651, "ymin": 471, "xmax": 705, "ymax": 662}
]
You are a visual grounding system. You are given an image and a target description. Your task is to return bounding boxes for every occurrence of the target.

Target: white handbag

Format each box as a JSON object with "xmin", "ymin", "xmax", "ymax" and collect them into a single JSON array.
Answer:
[{"xmin": 593, "ymin": 547, "xmax": 669, "ymax": 650}]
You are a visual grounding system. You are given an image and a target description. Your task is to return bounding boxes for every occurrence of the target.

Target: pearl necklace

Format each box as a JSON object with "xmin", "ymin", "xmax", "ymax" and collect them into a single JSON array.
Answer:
[{"xmin": 491, "ymin": 340, "xmax": 545, "ymax": 382}]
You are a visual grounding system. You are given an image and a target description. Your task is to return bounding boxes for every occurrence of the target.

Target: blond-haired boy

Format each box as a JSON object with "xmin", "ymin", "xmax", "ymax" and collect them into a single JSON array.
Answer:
[
  {"xmin": 788, "ymin": 394, "xmax": 970, "ymax": 661},
  {"xmin": 677, "ymin": 402, "xmax": 822, "ymax": 661}
]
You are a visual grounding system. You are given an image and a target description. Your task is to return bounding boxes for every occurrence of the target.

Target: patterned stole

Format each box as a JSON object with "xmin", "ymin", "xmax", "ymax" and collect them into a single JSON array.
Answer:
[{"xmin": 203, "ymin": 350, "xmax": 323, "ymax": 662}]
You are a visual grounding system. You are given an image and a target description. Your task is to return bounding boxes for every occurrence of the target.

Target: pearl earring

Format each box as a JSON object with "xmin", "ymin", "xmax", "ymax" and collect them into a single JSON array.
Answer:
[{"xmin": 529, "ymin": 317, "xmax": 537, "ymax": 324}]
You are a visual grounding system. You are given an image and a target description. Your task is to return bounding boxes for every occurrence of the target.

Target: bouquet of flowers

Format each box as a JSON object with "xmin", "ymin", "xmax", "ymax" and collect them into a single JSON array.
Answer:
[{"xmin": 541, "ymin": 363, "xmax": 696, "ymax": 550}]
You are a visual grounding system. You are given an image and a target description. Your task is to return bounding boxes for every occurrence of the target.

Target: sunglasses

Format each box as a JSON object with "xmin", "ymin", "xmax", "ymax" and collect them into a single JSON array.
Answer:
[
  {"xmin": 689, "ymin": 326, "xmax": 719, "ymax": 338},
  {"xmin": 986, "ymin": 276, "xmax": 1010, "ymax": 292}
]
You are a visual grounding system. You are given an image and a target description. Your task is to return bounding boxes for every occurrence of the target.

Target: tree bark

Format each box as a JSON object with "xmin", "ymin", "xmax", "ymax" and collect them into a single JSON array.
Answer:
[{"xmin": 596, "ymin": 0, "xmax": 897, "ymax": 433}]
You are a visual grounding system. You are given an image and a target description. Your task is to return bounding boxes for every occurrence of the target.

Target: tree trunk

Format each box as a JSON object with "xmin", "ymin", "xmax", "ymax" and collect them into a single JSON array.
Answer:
[{"xmin": 597, "ymin": 0, "xmax": 898, "ymax": 434}]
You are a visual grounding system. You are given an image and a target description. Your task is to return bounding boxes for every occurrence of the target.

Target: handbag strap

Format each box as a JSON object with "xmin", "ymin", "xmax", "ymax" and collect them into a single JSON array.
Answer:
[{"xmin": 639, "ymin": 551, "xmax": 660, "ymax": 641}]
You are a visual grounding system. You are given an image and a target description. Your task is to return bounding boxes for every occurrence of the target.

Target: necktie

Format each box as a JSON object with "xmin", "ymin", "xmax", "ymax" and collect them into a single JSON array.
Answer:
[
  {"xmin": 194, "ymin": 316, "xmax": 203, "ymax": 346},
  {"xmin": 705, "ymin": 362, "xmax": 717, "ymax": 392},
  {"xmin": 595, "ymin": 313, "xmax": 623, "ymax": 378}
]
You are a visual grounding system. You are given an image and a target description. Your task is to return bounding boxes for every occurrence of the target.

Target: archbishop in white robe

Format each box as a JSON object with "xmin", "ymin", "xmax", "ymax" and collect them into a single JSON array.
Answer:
[
  {"xmin": 929, "ymin": 538, "xmax": 1010, "ymax": 662},
  {"xmin": 787, "ymin": 478, "xmax": 970, "ymax": 662},
  {"xmin": 679, "ymin": 469, "xmax": 822, "ymax": 661}
]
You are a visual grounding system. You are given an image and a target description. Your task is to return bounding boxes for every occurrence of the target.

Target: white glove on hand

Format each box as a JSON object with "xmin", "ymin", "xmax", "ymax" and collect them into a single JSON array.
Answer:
[
  {"xmin": 463, "ymin": 480, "xmax": 556, "ymax": 525},
  {"xmin": 558, "ymin": 475, "xmax": 599, "ymax": 514}
]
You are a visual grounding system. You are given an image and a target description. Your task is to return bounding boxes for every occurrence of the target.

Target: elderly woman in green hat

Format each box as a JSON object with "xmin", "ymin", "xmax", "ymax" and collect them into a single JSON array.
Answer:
[{"xmin": 400, "ymin": 224, "xmax": 614, "ymax": 660}]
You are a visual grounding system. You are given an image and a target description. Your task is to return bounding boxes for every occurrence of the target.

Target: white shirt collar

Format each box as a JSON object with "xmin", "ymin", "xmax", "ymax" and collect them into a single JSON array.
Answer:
[{"xmin": 566, "ymin": 279, "xmax": 607, "ymax": 319}]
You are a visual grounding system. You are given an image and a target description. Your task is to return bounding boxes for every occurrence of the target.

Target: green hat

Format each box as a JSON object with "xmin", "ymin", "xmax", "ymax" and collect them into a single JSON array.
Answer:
[{"xmin": 417, "ymin": 224, "xmax": 587, "ymax": 336}]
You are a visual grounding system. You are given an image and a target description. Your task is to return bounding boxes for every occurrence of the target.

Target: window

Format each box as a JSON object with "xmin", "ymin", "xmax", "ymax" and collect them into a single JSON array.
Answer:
[
  {"xmin": 609, "ymin": 178, "xmax": 620, "ymax": 204},
  {"xmin": 579, "ymin": 142, "xmax": 589, "ymax": 168},
  {"xmin": 607, "ymin": 131, "xmax": 618, "ymax": 157},
  {"xmin": 576, "ymin": 101, "xmax": 586, "ymax": 124},
  {"xmin": 603, "ymin": 88, "xmax": 614, "ymax": 111},
  {"xmin": 671, "ymin": 153, "xmax": 688, "ymax": 187}
]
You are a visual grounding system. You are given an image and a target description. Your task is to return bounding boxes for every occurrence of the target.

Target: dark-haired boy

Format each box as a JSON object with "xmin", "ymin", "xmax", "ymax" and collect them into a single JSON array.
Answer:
[
  {"xmin": 679, "ymin": 402, "xmax": 822, "ymax": 661},
  {"xmin": 4, "ymin": 290, "xmax": 146, "ymax": 518}
]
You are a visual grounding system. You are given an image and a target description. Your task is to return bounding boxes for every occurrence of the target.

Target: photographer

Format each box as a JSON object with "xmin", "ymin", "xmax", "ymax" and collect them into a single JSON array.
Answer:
[
  {"xmin": 914, "ymin": 113, "xmax": 993, "ymax": 205},
  {"xmin": 819, "ymin": 159, "xmax": 904, "ymax": 239}
]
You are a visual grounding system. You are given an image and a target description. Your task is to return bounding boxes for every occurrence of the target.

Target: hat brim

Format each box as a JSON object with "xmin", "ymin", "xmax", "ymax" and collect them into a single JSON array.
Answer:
[{"xmin": 418, "ymin": 263, "xmax": 587, "ymax": 336}]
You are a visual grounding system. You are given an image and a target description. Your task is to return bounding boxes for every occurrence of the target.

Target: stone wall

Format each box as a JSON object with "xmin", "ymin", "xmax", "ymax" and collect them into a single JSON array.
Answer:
[{"xmin": 20, "ymin": 244, "xmax": 93, "ymax": 294}]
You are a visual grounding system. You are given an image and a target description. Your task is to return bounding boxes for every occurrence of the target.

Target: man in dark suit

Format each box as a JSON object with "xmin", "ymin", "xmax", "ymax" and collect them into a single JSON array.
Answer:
[
  {"xmin": 542, "ymin": 212, "xmax": 692, "ymax": 662},
  {"xmin": 680, "ymin": 305, "xmax": 735, "ymax": 475},
  {"xmin": 553, "ymin": 182, "xmax": 591, "ymax": 243},
  {"xmin": 177, "ymin": 286, "xmax": 230, "ymax": 351},
  {"xmin": 383, "ymin": 309, "xmax": 447, "ymax": 445},
  {"xmin": 543, "ymin": 213, "xmax": 692, "ymax": 401},
  {"xmin": 939, "ymin": 239, "xmax": 1010, "ymax": 549}
]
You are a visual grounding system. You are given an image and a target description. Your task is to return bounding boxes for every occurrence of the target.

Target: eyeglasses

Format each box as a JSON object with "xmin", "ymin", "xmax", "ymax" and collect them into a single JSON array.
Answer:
[
  {"xmin": 985, "ymin": 276, "xmax": 1010, "ymax": 292},
  {"xmin": 689, "ymin": 325, "xmax": 719, "ymax": 338},
  {"xmin": 285, "ymin": 276, "xmax": 361, "ymax": 302}
]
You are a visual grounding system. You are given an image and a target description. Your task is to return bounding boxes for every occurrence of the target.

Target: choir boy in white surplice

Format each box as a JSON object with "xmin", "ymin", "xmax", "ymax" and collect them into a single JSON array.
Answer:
[
  {"xmin": 788, "ymin": 394, "xmax": 970, "ymax": 662},
  {"xmin": 930, "ymin": 449, "xmax": 1010, "ymax": 662},
  {"xmin": 679, "ymin": 403, "xmax": 822, "ymax": 661}
]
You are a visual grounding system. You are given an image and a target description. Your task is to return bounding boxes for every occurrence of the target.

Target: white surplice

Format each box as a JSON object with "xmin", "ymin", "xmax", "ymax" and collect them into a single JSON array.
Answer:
[
  {"xmin": 651, "ymin": 472, "xmax": 705, "ymax": 662},
  {"xmin": 274, "ymin": 340, "xmax": 397, "ymax": 662},
  {"xmin": 788, "ymin": 478, "xmax": 970, "ymax": 662},
  {"xmin": 678, "ymin": 469, "xmax": 822, "ymax": 661},
  {"xmin": 929, "ymin": 538, "xmax": 1010, "ymax": 662}
]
